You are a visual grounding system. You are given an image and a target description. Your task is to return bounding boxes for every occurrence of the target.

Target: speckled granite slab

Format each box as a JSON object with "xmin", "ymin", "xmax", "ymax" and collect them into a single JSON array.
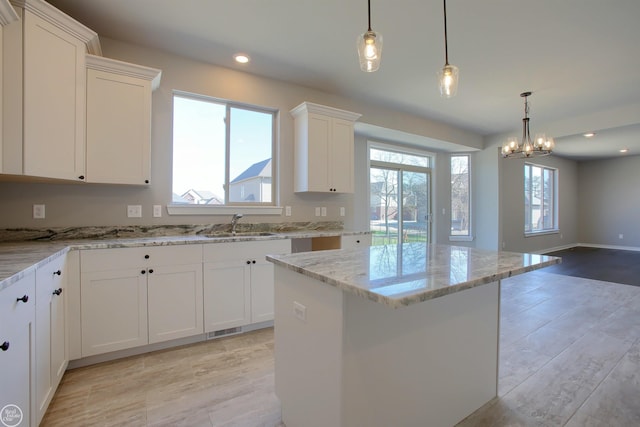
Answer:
[{"xmin": 267, "ymin": 242, "xmax": 561, "ymax": 308}]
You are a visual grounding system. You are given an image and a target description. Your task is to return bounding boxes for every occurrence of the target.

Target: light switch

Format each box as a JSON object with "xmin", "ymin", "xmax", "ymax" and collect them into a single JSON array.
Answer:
[
  {"xmin": 153, "ymin": 205, "xmax": 162, "ymax": 218},
  {"xmin": 315, "ymin": 207, "xmax": 321, "ymax": 217},
  {"xmin": 340, "ymin": 207, "xmax": 345, "ymax": 217},
  {"xmin": 321, "ymin": 207, "xmax": 327, "ymax": 217}
]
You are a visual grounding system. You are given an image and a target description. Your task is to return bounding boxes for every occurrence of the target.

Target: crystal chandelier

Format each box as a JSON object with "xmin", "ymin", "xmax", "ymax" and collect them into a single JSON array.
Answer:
[{"xmin": 501, "ymin": 92, "xmax": 555, "ymax": 158}]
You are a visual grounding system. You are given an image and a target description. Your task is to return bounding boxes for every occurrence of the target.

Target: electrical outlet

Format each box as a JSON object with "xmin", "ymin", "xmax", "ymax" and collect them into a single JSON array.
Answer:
[
  {"xmin": 340, "ymin": 207, "xmax": 345, "ymax": 217},
  {"xmin": 153, "ymin": 205, "xmax": 162, "ymax": 218},
  {"xmin": 127, "ymin": 205, "xmax": 142, "ymax": 218},
  {"xmin": 619, "ymin": 233, "xmax": 624, "ymax": 239},
  {"xmin": 293, "ymin": 301, "xmax": 306, "ymax": 321},
  {"xmin": 321, "ymin": 207, "xmax": 327, "ymax": 217},
  {"xmin": 285, "ymin": 206, "xmax": 292, "ymax": 216},
  {"xmin": 33, "ymin": 204, "xmax": 45, "ymax": 219},
  {"xmin": 315, "ymin": 207, "xmax": 321, "ymax": 217}
]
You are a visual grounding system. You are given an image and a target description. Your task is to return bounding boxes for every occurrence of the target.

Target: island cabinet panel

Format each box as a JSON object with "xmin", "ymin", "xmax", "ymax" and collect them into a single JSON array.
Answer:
[
  {"xmin": 79, "ymin": 245, "xmax": 203, "ymax": 357},
  {"xmin": 203, "ymin": 239, "xmax": 290, "ymax": 333},
  {"xmin": 274, "ymin": 266, "xmax": 500, "ymax": 427},
  {"xmin": 35, "ymin": 254, "xmax": 68, "ymax": 425},
  {"xmin": 85, "ymin": 55, "xmax": 161, "ymax": 185},
  {"xmin": 0, "ymin": 271, "xmax": 35, "ymax": 427},
  {"xmin": 340, "ymin": 234, "xmax": 371, "ymax": 249},
  {"xmin": 290, "ymin": 102, "xmax": 361, "ymax": 193}
]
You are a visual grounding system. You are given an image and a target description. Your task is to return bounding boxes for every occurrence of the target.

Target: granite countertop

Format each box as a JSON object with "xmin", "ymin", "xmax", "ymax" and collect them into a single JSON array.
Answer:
[
  {"xmin": 267, "ymin": 242, "xmax": 560, "ymax": 308},
  {"xmin": 0, "ymin": 229, "xmax": 367, "ymax": 291}
]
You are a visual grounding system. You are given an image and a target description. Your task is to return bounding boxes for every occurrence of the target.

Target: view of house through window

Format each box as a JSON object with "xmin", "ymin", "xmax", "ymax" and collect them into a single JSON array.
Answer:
[
  {"xmin": 172, "ymin": 93, "xmax": 275, "ymax": 205},
  {"xmin": 369, "ymin": 145, "xmax": 432, "ymax": 246},
  {"xmin": 450, "ymin": 155, "xmax": 470, "ymax": 237},
  {"xmin": 524, "ymin": 163, "xmax": 557, "ymax": 233}
]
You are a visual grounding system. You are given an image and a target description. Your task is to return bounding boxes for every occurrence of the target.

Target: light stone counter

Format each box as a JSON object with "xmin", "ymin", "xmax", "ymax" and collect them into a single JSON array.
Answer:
[
  {"xmin": 267, "ymin": 242, "xmax": 560, "ymax": 308},
  {"xmin": 0, "ymin": 229, "xmax": 368, "ymax": 291},
  {"xmin": 269, "ymin": 243, "xmax": 560, "ymax": 427}
]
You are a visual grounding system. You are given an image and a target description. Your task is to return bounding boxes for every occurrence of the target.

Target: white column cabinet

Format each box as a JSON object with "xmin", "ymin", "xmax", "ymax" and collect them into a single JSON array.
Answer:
[
  {"xmin": 290, "ymin": 102, "xmax": 361, "ymax": 193},
  {"xmin": 0, "ymin": 2, "xmax": 19, "ymax": 173},
  {"xmin": 203, "ymin": 239, "xmax": 291, "ymax": 333},
  {"xmin": 35, "ymin": 255, "xmax": 68, "ymax": 425},
  {"xmin": 0, "ymin": 271, "xmax": 35, "ymax": 427},
  {"xmin": 80, "ymin": 245, "xmax": 203, "ymax": 357},
  {"xmin": 85, "ymin": 55, "xmax": 161, "ymax": 185}
]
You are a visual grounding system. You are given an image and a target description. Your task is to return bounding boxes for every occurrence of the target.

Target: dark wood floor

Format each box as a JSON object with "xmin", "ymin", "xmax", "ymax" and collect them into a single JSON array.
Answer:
[{"xmin": 543, "ymin": 246, "xmax": 640, "ymax": 287}]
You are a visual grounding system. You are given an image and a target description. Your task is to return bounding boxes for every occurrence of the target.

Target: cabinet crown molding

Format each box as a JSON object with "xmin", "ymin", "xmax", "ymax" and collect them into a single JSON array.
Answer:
[
  {"xmin": 10, "ymin": 0, "xmax": 101, "ymax": 54},
  {"xmin": 0, "ymin": 0, "xmax": 19, "ymax": 25},
  {"xmin": 86, "ymin": 54, "xmax": 162, "ymax": 91},
  {"xmin": 290, "ymin": 102, "xmax": 361, "ymax": 122}
]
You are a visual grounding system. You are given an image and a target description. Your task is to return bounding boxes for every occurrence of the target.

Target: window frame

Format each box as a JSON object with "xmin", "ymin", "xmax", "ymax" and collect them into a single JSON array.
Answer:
[
  {"xmin": 524, "ymin": 162, "xmax": 559, "ymax": 236},
  {"xmin": 449, "ymin": 154, "xmax": 473, "ymax": 242},
  {"xmin": 168, "ymin": 91, "xmax": 281, "ymax": 216}
]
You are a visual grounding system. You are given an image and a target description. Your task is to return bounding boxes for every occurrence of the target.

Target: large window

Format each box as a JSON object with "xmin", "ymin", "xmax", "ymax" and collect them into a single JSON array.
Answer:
[
  {"xmin": 369, "ymin": 144, "xmax": 432, "ymax": 246},
  {"xmin": 524, "ymin": 163, "xmax": 557, "ymax": 233},
  {"xmin": 172, "ymin": 93, "xmax": 276, "ymax": 206},
  {"xmin": 450, "ymin": 155, "xmax": 470, "ymax": 238}
]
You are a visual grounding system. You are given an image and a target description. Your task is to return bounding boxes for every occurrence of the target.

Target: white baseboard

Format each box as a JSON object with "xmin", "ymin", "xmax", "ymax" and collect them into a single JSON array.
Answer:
[{"xmin": 536, "ymin": 243, "xmax": 640, "ymax": 255}]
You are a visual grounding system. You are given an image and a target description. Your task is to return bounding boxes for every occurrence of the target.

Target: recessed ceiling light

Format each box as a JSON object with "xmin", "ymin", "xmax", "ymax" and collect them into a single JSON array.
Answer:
[
  {"xmin": 583, "ymin": 132, "xmax": 596, "ymax": 138},
  {"xmin": 233, "ymin": 53, "xmax": 250, "ymax": 64},
  {"xmin": 620, "ymin": 148, "xmax": 629, "ymax": 153}
]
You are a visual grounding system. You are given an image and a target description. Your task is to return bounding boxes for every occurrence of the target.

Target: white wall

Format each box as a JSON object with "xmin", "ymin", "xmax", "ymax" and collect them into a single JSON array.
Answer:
[
  {"xmin": 577, "ymin": 155, "xmax": 640, "ymax": 248},
  {"xmin": 0, "ymin": 37, "xmax": 481, "ymax": 229}
]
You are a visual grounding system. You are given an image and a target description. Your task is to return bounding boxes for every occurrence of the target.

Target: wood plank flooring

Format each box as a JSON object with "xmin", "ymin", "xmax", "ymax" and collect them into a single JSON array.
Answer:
[{"xmin": 42, "ymin": 270, "xmax": 640, "ymax": 426}]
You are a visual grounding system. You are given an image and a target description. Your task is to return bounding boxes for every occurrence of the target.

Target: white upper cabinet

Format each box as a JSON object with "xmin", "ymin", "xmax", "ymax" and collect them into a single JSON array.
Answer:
[
  {"xmin": 290, "ymin": 102, "xmax": 361, "ymax": 193},
  {"xmin": 85, "ymin": 55, "xmax": 161, "ymax": 185},
  {"xmin": 2, "ymin": 0, "xmax": 100, "ymax": 180}
]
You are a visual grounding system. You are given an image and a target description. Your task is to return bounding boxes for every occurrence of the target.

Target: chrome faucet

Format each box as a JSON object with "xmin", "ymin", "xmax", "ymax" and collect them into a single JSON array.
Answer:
[{"xmin": 231, "ymin": 213, "xmax": 244, "ymax": 235}]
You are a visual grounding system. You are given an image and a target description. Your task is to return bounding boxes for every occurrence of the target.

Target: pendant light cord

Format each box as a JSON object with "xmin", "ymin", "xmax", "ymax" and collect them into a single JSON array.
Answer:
[
  {"xmin": 443, "ymin": 0, "xmax": 449, "ymax": 65},
  {"xmin": 367, "ymin": 0, "xmax": 372, "ymax": 31}
]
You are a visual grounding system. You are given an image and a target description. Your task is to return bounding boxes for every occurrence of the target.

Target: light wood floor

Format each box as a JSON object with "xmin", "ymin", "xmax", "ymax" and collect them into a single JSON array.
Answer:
[{"xmin": 42, "ymin": 270, "xmax": 640, "ymax": 426}]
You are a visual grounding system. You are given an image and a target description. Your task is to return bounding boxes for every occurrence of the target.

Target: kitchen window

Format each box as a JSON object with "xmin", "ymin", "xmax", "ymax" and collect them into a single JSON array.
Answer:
[
  {"xmin": 450, "ymin": 154, "xmax": 471, "ymax": 240},
  {"xmin": 524, "ymin": 163, "xmax": 558, "ymax": 234},
  {"xmin": 169, "ymin": 92, "xmax": 278, "ymax": 214}
]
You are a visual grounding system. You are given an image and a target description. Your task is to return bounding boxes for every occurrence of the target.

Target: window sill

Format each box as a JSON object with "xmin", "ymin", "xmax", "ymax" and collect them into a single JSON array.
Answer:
[
  {"xmin": 524, "ymin": 229, "xmax": 560, "ymax": 238},
  {"xmin": 167, "ymin": 204, "xmax": 283, "ymax": 216},
  {"xmin": 449, "ymin": 235, "xmax": 474, "ymax": 242}
]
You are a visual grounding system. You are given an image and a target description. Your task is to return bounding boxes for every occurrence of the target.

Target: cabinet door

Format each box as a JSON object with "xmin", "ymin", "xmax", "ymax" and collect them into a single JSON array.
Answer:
[
  {"xmin": 81, "ymin": 268, "xmax": 148, "ymax": 357},
  {"xmin": 203, "ymin": 261, "xmax": 251, "ymax": 332},
  {"xmin": 35, "ymin": 256, "xmax": 67, "ymax": 424},
  {"xmin": 330, "ymin": 118, "xmax": 355, "ymax": 193},
  {"xmin": 23, "ymin": 11, "xmax": 86, "ymax": 181},
  {"xmin": 250, "ymin": 260, "xmax": 276, "ymax": 323},
  {"xmin": 147, "ymin": 263, "xmax": 203, "ymax": 344},
  {"xmin": 0, "ymin": 272, "xmax": 35, "ymax": 427},
  {"xmin": 341, "ymin": 235, "xmax": 372, "ymax": 249},
  {"xmin": 305, "ymin": 113, "xmax": 332, "ymax": 192},
  {"xmin": 86, "ymin": 69, "xmax": 151, "ymax": 184}
]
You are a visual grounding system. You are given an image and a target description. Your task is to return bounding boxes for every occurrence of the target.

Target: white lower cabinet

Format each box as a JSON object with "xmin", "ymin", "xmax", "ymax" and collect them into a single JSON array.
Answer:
[
  {"xmin": 80, "ymin": 245, "xmax": 203, "ymax": 357},
  {"xmin": 35, "ymin": 255, "xmax": 68, "ymax": 425},
  {"xmin": 0, "ymin": 271, "xmax": 35, "ymax": 427},
  {"xmin": 203, "ymin": 240, "xmax": 291, "ymax": 333}
]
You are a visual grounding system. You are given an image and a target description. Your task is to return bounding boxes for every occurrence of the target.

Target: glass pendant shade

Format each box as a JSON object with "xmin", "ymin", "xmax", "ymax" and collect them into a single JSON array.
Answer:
[
  {"xmin": 438, "ymin": 64, "xmax": 459, "ymax": 98},
  {"xmin": 357, "ymin": 30, "xmax": 382, "ymax": 72}
]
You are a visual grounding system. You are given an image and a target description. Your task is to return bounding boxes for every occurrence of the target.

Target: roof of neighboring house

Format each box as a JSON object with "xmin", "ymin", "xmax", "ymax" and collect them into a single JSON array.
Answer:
[
  {"xmin": 230, "ymin": 158, "xmax": 271, "ymax": 184},
  {"xmin": 180, "ymin": 189, "xmax": 223, "ymax": 204},
  {"xmin": 172, "ymin": 192, "xmax": 190, "ymax": 204}
]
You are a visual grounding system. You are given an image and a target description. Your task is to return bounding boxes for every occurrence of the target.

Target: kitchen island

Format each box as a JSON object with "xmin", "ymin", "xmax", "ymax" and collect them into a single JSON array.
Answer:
[{"xmin": 266, "ymin": 243, "xmax": 560, "ymax": 427}]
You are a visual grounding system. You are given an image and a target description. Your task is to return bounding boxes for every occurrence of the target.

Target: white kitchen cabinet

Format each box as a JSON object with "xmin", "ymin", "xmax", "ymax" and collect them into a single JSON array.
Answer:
[
  {"xmin": 80, "ymin": 245, "xmax": 203, "ymax": 357},
  {"xmin": 0, "ymin": 271, "xmax": 35, "ymax": 427},
  {"xmin": 0, "ymin": 2, "xmax": 19, "ymax": 173},
  {"xmin": 85, "ymin": 55, "xmax": 161, "ymax": 185},
  {"xmin": 3, "ymin": 0, "xmax": 100, "ymax": 180},
  {"xmin": 35, "ymin": 254, "xmax": 67, "ymax": 425},
  {"xmin": 290, "ymin": 102, "xmax": 361, "ymax": 193},
  {"xmin": 341, "ymin": 234, "xmax": 372, "ymax": 249},
  {"xmin": 203, "ymin": 239, "xmax": 291, "ymax": 332}
]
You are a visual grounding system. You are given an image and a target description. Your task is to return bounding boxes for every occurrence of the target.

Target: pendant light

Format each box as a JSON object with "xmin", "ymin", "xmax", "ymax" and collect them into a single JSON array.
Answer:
[
  {"xmin": 501, "ymin": 92, "xmax": 555, "ymax": 158},
  {"xmin": 357, "ymin": 0, "xmax": 383, "ymax": 72},
  {"xmin": 438, "ymin": 0, "xmax": 458, "ymax": 98}
]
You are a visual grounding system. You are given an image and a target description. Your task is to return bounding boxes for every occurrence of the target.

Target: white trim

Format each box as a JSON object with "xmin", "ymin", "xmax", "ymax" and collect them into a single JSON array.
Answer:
[
  {"xmin": 449, "ymin": 235, "xmax": 474, "ymax": 242},
  {"xmin": 0, "ymin": 0, "xmax": 19, "ymax": 26},
  {"xmin": 524, "ymin": 229, "xmax": 560, "ymax": 238},
  {"xmin": 535, "ymin": 242, "xmax": 640, "ymax": 255},
  {"xmin": 86, "ymin": 54, "xmax": 162, "ymax": 90},
  {"xmin": 167, "ymin": 204, "xmax": 283, "ymax": 216},
  {"xmin": 290, "ymin": 101, "xmax": 361, "ymax": 122}
]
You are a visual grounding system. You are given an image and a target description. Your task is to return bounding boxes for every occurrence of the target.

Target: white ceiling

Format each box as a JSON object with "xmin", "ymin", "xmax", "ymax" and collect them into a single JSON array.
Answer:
[{"xmin": 47, "ymin": 0, "xmax": 640, "ymax": 160}]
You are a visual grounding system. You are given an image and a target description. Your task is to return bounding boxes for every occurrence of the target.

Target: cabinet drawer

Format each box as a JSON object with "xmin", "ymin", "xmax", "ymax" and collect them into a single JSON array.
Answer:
[
  {"xmin": 81, "ymin": 245, "xmax": 203, "ymax": 272},
  {"xmin": 203, "ymin": 239, "xmax": 291, "ymax": 263},
  {"xmin": 0, "ymin": 272, "xmax": 36, "ymax": 322}
]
